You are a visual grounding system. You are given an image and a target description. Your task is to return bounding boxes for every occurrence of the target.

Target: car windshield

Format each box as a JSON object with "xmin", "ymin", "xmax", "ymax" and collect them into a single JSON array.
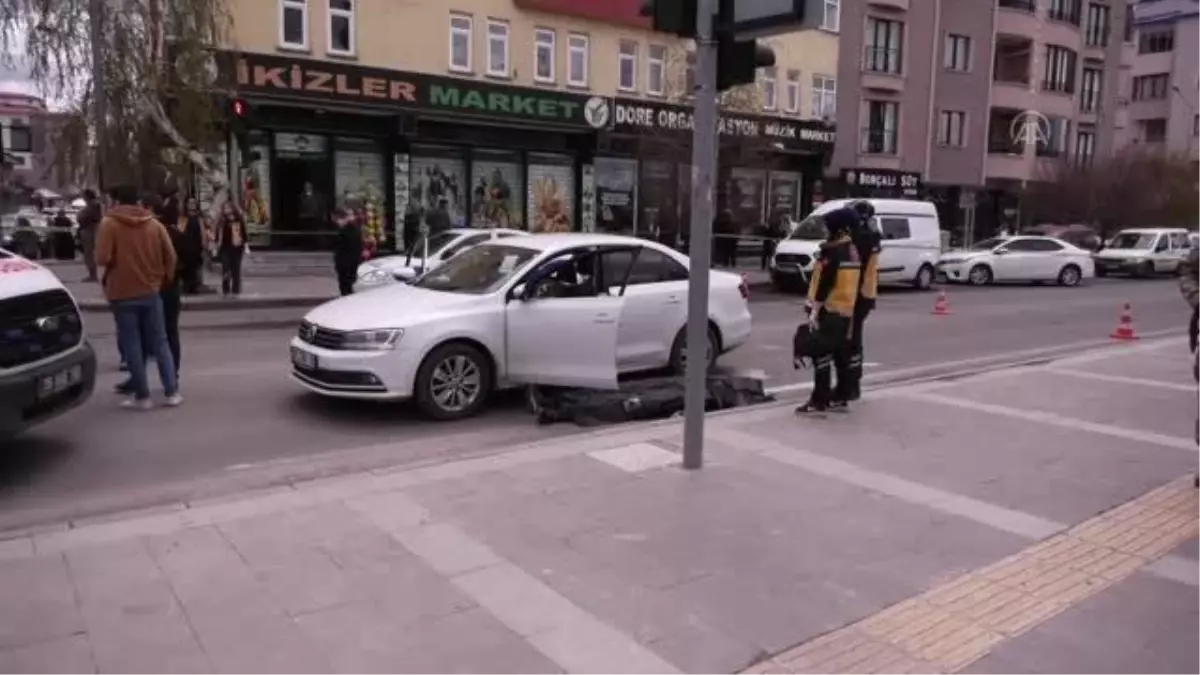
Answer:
[
  {"xmin": 405, "ymin": 230, "xmax": 459, "ymax": 257},
  {"xmin": 1107, "ymin": 233, "xmax": 1156, "ymax": 250},
  {"xmin": 411, "ymin": 243, "xmax": 539, "ymax": 294},
  {"xmin": 972, "ymin": 237, "xmax": 1009, "ymax": 250},
  {"xmin": 787, "ymin": 215, "xmax": 826, "ymax": 241}
]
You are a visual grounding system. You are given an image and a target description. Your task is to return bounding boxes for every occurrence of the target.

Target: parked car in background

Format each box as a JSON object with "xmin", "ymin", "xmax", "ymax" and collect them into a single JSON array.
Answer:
[
  {"xmin": 770, "ymin": 198, "xmax": 942, "ymax": 292},
  {"xmin": 1023, "ymin": 223, "xmax": 1102, "ymax": 251},
  {"xmin": 937, "ymin": 235, "xmax": 1094, "ymax": 286},
  {"xmin": 1092, "ymin": 228, "xmax": 1192, "ymax": 278},
  {"xmin": 293, "ymin": 233, "xmax": 753, "ymax": 420},
  {"xmin": 355, "ymin": 227, "xmax": 527, "ymax": 291},
  {"xmin": 0, "ymin": 209, "xmax": 52, "ymax": 259}
]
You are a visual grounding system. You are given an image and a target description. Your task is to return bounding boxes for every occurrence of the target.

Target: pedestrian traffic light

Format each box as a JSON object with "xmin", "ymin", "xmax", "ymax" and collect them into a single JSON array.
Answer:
[
  {"xmin": 230, "ymin": 97, "xmax": 249, "ymax": 119},
  {"xmin": 640, "ymin": 0, "xmax": 698, "ymax": 37},
  {"xmin": 716, "ymin": 38, "xmax": 775, "ymax": 91}
]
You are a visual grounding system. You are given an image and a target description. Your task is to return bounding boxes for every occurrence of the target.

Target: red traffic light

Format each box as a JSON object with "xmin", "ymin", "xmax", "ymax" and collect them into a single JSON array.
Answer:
[{"xmin": 231, "ymin": 98, "xmax": 248, "ymax": 118}]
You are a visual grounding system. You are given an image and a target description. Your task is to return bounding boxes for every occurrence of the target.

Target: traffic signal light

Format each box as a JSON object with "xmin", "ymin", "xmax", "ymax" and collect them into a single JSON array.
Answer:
[
  {"xmin": 716, "ymin": 38, "xmax": 776, "ymax": 91},
  {"xmin": 642, "ymin": 0, "xmax": 778, "ymax": 92},
  {"xmin": 640, "ymin": 0, "xmax": 697, "ymax": 37}
]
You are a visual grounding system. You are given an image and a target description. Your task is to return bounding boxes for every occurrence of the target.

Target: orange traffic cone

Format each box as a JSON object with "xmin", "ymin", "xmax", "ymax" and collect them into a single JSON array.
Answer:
[
  {"xmin": 1110, "ymin": 302, "xmax": 1139, "ymax": 340},
  {"xmin": 931, "ymin": 290, "xmax": 952, "ymax": 316}
]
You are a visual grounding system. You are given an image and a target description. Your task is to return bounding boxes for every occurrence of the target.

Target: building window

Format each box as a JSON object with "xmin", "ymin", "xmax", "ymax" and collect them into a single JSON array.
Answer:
[
  {"xmin": 944, "ymin": 33, "xmax": 971, "ymax": 72},
  {"xmin": 1142, "ymin": 118, "xmax": 1167, "ymax": 142},
  {"xmin": 762, "ymin": 67, "xmax": 777, "ymax": 110},
  {"xmin": 1075, "ymin": 129, "xmax": 1096, "ymax": 165},
  {"xmin": 1085, "ymin": 3, "xmax": 1109, "ymax": 47},
  {"xmin": 7, "ymin": 125, "xmax": 32, "ymax": 152},
  {"xmin": 1038, "ymin": 116, "xmax": 1071, "ymax": 156},
  {"xmin": 568, "ymin": 34, "xmax": 589, "ymax": 87},
  {"xmin": 1048, "ymin": 0, "xmax": 1082, "ymax": 25},
  {"xmin": 822, "ymin": 0, "xmax": 840, "ymax": 31},
  {"xmin": 327, "ymin": 0, "xmax": 354, "ymax": 56},
  {"xmin": 486, "ymin": 20, "xmax": 510, "ymax": 77},
  {"xmin": 449, "ymin": 14, "xmax": 472, "ymax": 72},
  {"xmin": 1138, "ymin": 30, "xmax": 1174, "ymax": 54},
  {"xmin": 1132, "ymin": 73, "xmax": 1170, "ymax": 101},
  {"xmin": 784, "ymin": 70, "xmax": 800, "ymax": 113},
  {"xmin": 862, "ymin": 100, "xmax": 899, "ymax": 154},
  {"xmin": 865, "ymin": 17, "xmax": 903, "ymax": 74},
  {"xmin": 1080, "ymin": 67, "xmax": 1102, "ymax": 112},
  {"xmin": 1042, "ymin": 45, "xmax": 1077, "ymax": 93},
  {"xmin": 279, "ymin": 0, "xmax": 308, "ymax": 49},
  {"xmin": 648, "ymin": 44, "xmax": 666, "ymax": 95},
  {"xmin": 534, "ymin": 29, "xmax": 555, "ymax": 82},
  {"xmin": 619, "ymin": 40, "xmax": 638, "ymax": 91},
  {"xmin": 811, "ymin": 74, "xmax": 836, "ymax": 119},
  {"xmin": 937, "ymin": 110, "xmax": 966, "ymax": 147}
]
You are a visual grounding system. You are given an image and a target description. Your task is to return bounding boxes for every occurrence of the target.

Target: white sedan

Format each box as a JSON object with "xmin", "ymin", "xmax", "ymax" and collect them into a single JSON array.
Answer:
[
  {"xmin": 937, "ymin": 235, "xmax": 1095, "ymax": 286},
  {"xmin": 355, "ymin": 227, "xmax": 527, "ymax": 290},
  {"xmin": 291, "ymin": 234, "xmax": 753, "ymax": 420}
]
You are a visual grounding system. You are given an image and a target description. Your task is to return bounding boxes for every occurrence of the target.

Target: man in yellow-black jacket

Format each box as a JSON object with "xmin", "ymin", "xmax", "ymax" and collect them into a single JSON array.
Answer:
[
  {"xmin": 841, "ymin": 200, "xmax": 882, "ymax": 403},
  {"xmin": 796, "ymin": 207, "xmax": 862, "ymax": 414}
]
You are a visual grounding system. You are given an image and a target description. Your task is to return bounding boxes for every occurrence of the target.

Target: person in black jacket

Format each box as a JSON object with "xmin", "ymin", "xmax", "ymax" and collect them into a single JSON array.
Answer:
[
  {"xmin": 77, "ymin": 189, "xmax": 103, "ymax": 281},
  {"xmin": 840, "ymin": 200, "xmax": 882, "ymax": 404},
  {"xmin": 216, "ymin": 201, "xmax": 248, "ymax": 296},
  {"xmin": 402, "ymin": 204, "xmax": 421, "ymax": 253},
  {"xmin": 178, "ymin": 196, "xmax": 208, "ymax": 294},
  {"xmin": 333, "ymin": 206, "xmax": 363, "ymax": 295}
]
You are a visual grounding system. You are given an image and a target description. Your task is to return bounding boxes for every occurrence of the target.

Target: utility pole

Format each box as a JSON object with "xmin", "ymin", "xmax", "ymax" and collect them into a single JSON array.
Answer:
[
  {"xmin": 89, "ymin": 0, "xmax": 107, "ymax": 191},
  {"xmin": 681, "ymin": 0, "xmax": 718, "ymax": 470}
]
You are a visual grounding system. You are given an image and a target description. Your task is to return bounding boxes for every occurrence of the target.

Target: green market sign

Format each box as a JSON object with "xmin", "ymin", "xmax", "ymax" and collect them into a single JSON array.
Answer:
[{"xmin": 227, "ymin": 52, "xmax": 610, "ymax": 129}]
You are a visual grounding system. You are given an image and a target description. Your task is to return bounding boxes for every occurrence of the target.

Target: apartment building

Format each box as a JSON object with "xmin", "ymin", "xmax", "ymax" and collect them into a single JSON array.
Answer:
[
  {"xmin": 0, "ymin": 92, "xmax": 54, "ymax": 190},
  {"xmin": 1113, "ymin": 0, "xmax": 1198, "ymax": 158},
  {"xmin": 832, "ymin": 0, "xmax": 1127, "ymax": 239},
  {"xmin": 220, "ymin": 0, "xmax": 838, "ymax": 248}
]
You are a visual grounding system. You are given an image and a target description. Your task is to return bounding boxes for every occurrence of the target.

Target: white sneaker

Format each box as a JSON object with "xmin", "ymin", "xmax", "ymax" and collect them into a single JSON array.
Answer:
[
  {"xmin": 121, "ymin": 397, "xmax": 154, "ymax": 411},
  {"xmin": 163, "ymin": 393, "xmax": 184, "ymax": 407}
]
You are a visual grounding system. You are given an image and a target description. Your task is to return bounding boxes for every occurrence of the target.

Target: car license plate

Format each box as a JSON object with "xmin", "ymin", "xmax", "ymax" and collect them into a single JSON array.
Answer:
[
  {"xmin": 37, "ymin": 365, "xmax": 83, "ymax": 400},
  {"xmin": 291, "ymin": 347, "xmax": 318, "ymax": 370}
]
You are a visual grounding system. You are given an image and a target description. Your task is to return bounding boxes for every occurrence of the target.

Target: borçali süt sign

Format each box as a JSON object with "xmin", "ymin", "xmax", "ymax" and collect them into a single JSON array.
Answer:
[{"xmin": 611, "ymin": 99, "xmax": 836, "ymax": 148}]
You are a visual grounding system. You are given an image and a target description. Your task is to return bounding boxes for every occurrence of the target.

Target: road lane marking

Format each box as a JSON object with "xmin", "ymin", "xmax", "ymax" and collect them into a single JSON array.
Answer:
[
  {"xmin": 1041, "ymin": 368, "xmax": 1198, "ymax": 393},
  {"xmin": 902, "ymin": 392, "xmax": 1197, "ymax": 452},
  {"xmin": 741, "ymin": 475, "xmax": 1199, "ymax": 674}
]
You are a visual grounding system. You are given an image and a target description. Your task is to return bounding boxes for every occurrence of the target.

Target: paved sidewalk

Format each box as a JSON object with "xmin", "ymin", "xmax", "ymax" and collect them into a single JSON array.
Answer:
[{"xmin": 1, "ymin": 338, "xmax": 1195, "ymax": 673}]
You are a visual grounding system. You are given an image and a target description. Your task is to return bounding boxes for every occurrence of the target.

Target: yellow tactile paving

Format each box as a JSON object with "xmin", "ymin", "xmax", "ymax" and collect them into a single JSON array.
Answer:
[{"xmin": 741, "ymin": 475, "xmax": 1199, "ymax": 675}]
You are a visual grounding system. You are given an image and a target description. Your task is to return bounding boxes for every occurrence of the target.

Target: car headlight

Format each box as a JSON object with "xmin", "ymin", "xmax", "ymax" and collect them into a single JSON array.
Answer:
[
  {"xmin": 358, "ymin": 268, "xmax": 390, "ymax": 283},
  {"xmin": 343, "ymin": 328, "xmax": 404, "ymax": 351}
]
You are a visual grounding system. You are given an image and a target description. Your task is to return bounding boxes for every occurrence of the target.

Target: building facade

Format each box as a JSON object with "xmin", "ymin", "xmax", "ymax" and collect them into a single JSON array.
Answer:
[
  {"xmin": 1114, "ymin": 0, "xmax": 1198, "ymax": 159},
  {"xmin": 220, "ymin": 0, "xmax": 838, "ymax": 249},
  {"xmin": 832, "ymin": 0, "xmax": 1128, "ymax": 242},
  {"xmin": 0, "ymin": 92, "xmax": 55, "ymax": 191}
]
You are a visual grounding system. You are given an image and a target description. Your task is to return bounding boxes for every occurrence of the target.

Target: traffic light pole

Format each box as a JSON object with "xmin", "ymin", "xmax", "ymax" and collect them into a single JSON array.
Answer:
[{"xmin": 681, "ymin": 0, "xmax": 719, "ymax": 470}]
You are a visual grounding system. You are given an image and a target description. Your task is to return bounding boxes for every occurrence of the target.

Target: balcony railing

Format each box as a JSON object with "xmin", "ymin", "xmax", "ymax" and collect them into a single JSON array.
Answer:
[
  {"xmin": 1042, "ymin": 79, "xmax": 1075, "ymax": 95},
  {"xmin": 988, "ymin": 136, "xmax": 1022, "ymax": 154},
  {"xmin": 860, "ymin": 128, "xmax": 899, "ymax": 155},
  {"xmin": 863, "ymin": 46, "xmax": 903, "ymax": 74},
  {"xmin": 1047, "ymin": 7, "xmax": 1081, "ymax": 25},
  {"xmin": 998, "ymin": 0, "xmax": 1036, "ymax": 12},
  {"xmin": 994, "ymin": 72, "xmax": 1032, "ymax": 86}
]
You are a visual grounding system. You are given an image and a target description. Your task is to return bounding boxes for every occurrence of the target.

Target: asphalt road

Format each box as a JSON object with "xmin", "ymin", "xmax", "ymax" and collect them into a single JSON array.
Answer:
[{"xmin": 0, "ymin": 275, "xmax": 1190, "ymax": 524}]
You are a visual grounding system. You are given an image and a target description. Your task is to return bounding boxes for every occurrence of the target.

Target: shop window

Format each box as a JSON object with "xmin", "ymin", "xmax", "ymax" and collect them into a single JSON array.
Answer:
[
  {"xmin": 6, "ymin": 125, "xmax": 32, "ymax": 152},
  {"xmin": 767, "ymin": 171, "xmax": 801, "ymax": 222},
  {"xmin": 726, "ymin": 168, "xmax": 767, "ymax": 234},
  {"xmin": 449, "ymin": 14, "xmax": 472, "ymax": 72},
  {"xmin": 411, "ymin": 145, "xmax": 468, "ymax": 228},
  {"xmin": 944, "ymin": 33, "xmax": 971, "ymax": 72},
  {"xmin": 487, "ymin": 20, "xmax": 510, "ymax": 77},
  {"xmin": 535, "ymin": 28, "xmax": 555, "ymax": 83},
  {"xmin": 527, "ymin": 153, "xmax": 576, "ymax": 233},
  {"xmin": 279, "ymin": 0, "xmax": 308, "ymax": 50},
  {"xmin": 648, "ymin": 44, "xmax": 666, "ymax": 96},
  {"xmin": 471, "ymin": 149, "xmax": 523, "ymax": 229},
  {"xmin": 822, "ymin": 0, "xmax": 840, "ymax": 31},
  {"xmin": 327, "ymin": 0, "xmax": 354, "ymax": 56},
  {"xmin": 811, "ymin": 75, "xmax": 836, "ymax": 119},
  {"xmin": 762, "ymin": 67, "xmax": 777, "ymax": 111},
  {"xmin": 639, "ymin": 160, "xmax": 678, "ymax": 243},
  {"xmin": 334, "ymin": 136, "xmax": 385, "ymax": 243},
  {"xmin": 619, "ymin": 40, "xmax": 638, "ymax": 92},
  {"xmin": 568, "ymin": 33, "xmax": 589, "ymax": 87},
  {"xmin": 594, "ymin": 157, "xmax": 637, "ymax": 235},
  {"xmin": 936, "ymin": 110, "xmax": 966, "ymax": 147},
  {"xmin": 784, "ymin": 70, "xmax": 800, "ymax": 114}
]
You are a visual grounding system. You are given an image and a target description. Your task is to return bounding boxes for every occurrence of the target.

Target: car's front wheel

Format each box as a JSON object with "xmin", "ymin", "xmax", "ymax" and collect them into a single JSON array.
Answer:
[
  {"xmin": 1057, "ymin": 264, "xmax": 1083, "ymax": 287},
  {"xmin": 414, "ymin": 342, "xmax": 492, "ymax": 420},
  {"xmin": 967, "ymin": 264, "xmax": 993, "ymax": 286},
  {"xmin": 669, "ymin": 325, "xmax": 719, "ymax": 375}
]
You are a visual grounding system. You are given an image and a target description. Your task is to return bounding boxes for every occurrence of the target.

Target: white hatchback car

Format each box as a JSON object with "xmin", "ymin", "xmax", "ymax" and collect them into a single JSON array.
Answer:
[
  {"xmin": 291, "ymin": 234, "xmax": 753, "ymax": 420},
  {"xmin": 937, "ymin": 235, "xmax": 1095, "ymax": 286},
  {"xmin": 355, "ymin": 227, "xmax": 527, "ymax": 290}
]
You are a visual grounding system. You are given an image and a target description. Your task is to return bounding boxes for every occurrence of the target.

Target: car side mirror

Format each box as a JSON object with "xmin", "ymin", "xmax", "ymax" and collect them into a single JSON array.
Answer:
[
  {"xmin": 509, "ymin": 282, "xmax": 529, "ymax": 302},
  {"xmin": 994, "ymin": 248, "xmax": 1009, "ymax": 255},
  {"xmin": 392, "ymin": 268, "xmax": 417, "ymax": 282}
]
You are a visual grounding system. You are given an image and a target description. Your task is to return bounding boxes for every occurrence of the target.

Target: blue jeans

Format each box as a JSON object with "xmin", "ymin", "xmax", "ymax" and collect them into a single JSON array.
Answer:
[{"xmin": 112, "ymin": 293, "xmax": 178, "ymax": 400}]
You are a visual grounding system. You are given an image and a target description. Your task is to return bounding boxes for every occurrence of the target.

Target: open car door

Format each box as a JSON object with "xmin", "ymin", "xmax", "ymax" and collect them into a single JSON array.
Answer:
[{"xmin": 504, "ymin": 245, "xmax": 638, "ymax": 390}]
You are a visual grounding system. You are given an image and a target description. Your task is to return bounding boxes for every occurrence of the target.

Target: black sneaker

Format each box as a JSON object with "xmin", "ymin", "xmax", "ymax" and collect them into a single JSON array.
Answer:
[
  {"xmin": 795, "ymin": 400, "xmax": 828, "ymax": 414},
  {"xmin": 827, "ymin": 399, "xmax": 850, "ymax": 412}
]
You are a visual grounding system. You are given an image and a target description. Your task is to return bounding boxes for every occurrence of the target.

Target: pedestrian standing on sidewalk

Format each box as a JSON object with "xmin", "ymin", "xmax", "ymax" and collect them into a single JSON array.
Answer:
[
  {"xmin": 840, "ymin": 200, "xmax": 882, "ymax": 404},
  {"xmin": 795, "ymin": 207, "xmax": 862, "ymax": 415},
  {"xmin": 713, "ymin": 209, "xmax": 735, "ymax": 268},
  {"xmin": 177, "ymin": 196, "xmax": 208, "ymax": 294},
  {"xmin": 95, "ymin": 185, "xmax": 181, "ymax": 410},
  {"xmin": 333, "ymin": 205, "xmax": 363, "ymax": 296},
  {"xmin": 760, "ymin": 208, "xmax": 785, "ymax": 270},
  {"xmin": 216, "ymin": 201, "xmax": 248, "ymax": 297},
  {"xmin": 77, "ymin": 189, "xmax": 102, "ymax": 281},
  {"xmin": 402, "ymin": 203, "xmax": 421, "ymax": 254}
]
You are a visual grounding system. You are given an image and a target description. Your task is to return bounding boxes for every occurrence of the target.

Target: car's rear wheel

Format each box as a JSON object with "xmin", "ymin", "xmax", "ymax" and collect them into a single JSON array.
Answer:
[
  {"xmin": 414, "ymin": 342, "xmax": 492, "ymax": 420},
  {"xmin": 967, "ymin": 264, "xmax": 993, "ymax": 286},
  {"xmin": 669, "ymin": 325, "xmax": 719, "ymax": 375},
  {"xmin": 1057, "ymin": 264, "xmax": 1083, "ymax": 287},
  {"xmin": 912, "ymin": 264, "xmax": 936, "ymax": 290}
]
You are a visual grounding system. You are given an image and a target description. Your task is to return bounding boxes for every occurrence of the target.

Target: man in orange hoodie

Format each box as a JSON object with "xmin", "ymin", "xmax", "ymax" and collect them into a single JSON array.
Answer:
[{"xmin": 96, "ymin": 185, "xmax": 182, "ymax": 410}]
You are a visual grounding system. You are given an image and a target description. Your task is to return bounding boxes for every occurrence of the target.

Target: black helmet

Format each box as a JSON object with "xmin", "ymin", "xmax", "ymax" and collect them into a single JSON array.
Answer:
[{"xmin": 822, "ymin": 207, "xmax": 858, "ymax": 237}]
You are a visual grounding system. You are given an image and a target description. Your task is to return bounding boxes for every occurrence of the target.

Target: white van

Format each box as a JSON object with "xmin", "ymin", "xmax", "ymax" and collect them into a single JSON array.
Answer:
[
  {"xmin": 1092, "ymin": 227, "xmax": 1193, "ymax": 277},
  {"xmin": 770, "ymin": 198, "xmax": 942, "ymax": 291},
  {"xmin": 0, "ymin": 248, "xmax": 96, "ymax": 440}
]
